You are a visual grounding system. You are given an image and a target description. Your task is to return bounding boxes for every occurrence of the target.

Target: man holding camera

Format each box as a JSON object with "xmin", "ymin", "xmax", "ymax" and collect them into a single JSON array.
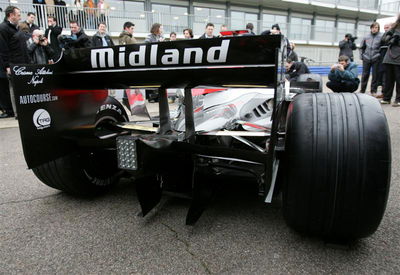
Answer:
[
  {"xmin": 27, "ymin": 29, "xmax": 54, "ymax": 64},
  {"xmin": 326, "ymin": 55, "xmax": 359, "ymax": 93},
  {"xmin": 339, "ymin": 33, "xmax": 357, "ymax": 61}
]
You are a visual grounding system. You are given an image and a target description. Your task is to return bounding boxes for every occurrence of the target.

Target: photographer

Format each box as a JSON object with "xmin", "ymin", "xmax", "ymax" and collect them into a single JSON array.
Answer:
[
  {"xmin": 339, "ymin": 33, "xmax": 357, "ymax": 61},
  {"xmin": 26, "ymin": 29, "xmax": 54, "ymax": 65},
  {"xmin": 326, "ymin": 55, "xmax": 359, "ymax": 93},
  {"xmin": 380, "ymin": 15, "xmax": 400, "ymax": 107}
]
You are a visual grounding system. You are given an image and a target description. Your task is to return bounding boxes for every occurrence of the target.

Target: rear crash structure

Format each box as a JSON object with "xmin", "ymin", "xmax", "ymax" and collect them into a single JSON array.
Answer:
[{"xmin": 11, "ymin": 35, "xmax": 391, "ymax": 242}]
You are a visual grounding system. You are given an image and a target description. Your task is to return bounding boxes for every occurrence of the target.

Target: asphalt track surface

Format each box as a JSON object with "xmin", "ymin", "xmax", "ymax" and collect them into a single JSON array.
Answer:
[{"xmin": 1, "ymin": 95, "xmax": 399, "ymax": 274}]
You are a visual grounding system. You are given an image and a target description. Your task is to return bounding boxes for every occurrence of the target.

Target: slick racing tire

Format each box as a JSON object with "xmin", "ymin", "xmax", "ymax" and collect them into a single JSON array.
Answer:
[
  {"xmin": 32, "ymin": 96, "xmax": 129, "ymax": 196},
  {"xmin": 282, "ymin": 93, "xmax": 391, "ymax": 241}
]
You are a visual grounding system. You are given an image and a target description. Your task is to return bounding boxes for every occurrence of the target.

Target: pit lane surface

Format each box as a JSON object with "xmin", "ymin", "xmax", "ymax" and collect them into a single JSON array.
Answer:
[{"xmin": 1, "ymin": 102, "xmax": 399, "ymax": 274}]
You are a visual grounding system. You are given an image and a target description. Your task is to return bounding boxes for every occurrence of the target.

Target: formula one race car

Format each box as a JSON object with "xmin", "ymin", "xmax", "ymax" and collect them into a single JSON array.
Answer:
[{"xmin": 11, "ymin": 35, "xmax": 391, "ymax": 242}]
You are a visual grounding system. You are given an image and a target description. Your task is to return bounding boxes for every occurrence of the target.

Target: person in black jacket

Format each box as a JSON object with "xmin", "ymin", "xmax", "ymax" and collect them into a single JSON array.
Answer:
[
  {"xmin": 0, "ymin": 6, "xmax": 21, "ymax": 118},
  {"xmin": 45, "ymin": 16, "xmax": 62, "ymax": 60},
  {"xmin": 339, "ymin": 33, "xmax": 357, "ymax": 61},
  {"xmin": 11, "ymin": 22, "xmax": 31, "ymax": 64},
  {"xmin": 91, "ymin": 22, "xmax": 114, "ymax": 47},
  {"xmin": 59, "ymin": 20, "xmax": 91, "ymax": 49},
  {"xmin": 380, "ymin": 16, "xmax": 400, "ymax": 107},
  {"xmin": 285, "ymin": 58, "xmax": 310, "ymax": 81}
]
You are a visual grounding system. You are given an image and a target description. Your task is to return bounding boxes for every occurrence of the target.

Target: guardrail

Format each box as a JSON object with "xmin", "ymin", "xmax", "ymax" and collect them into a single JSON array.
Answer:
[{"xmin": 0, "ymin": 2, "xmax": 380, "ymax": 43}]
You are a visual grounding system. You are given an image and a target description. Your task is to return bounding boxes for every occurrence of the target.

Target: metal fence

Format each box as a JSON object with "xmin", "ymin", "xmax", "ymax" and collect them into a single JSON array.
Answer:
[{"xmin": 0, "ymin": 2, "xmax": 383, "ymax": 44}]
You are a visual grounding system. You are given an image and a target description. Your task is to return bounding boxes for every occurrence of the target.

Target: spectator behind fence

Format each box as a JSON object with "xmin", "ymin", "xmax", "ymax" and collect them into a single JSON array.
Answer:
[
  {"xmin": 288, "ymin": 42, "xmax": 298, "ymax": 62},
  {"xmin": 45, "ymin": 0, "xmax": 56, "ymax": 18},
  {"xmin": 0, "ymin": 5, "xmax": 21, "ymax": 118},
  {"xmin": 144, "ymin": 23, "xmax": 164, "ymax": 43},
  {"xmin": 27, "ymin": 29, "xmax": 54, "ymax": 64},
  {"xmin": 45, "ymin": 16, "xmax": 62, "ymax": 60},
  {"xmin": 92, "ymin": 22, "xmax": 114, "ymax": 47},
  {"xmin": 246, "ymin": 23, "xmax": 255, "ymax": 35},
  {"xmin": 69, "ymin": 0, "xmax": 85, "ymax": 29},
  {"xmin": 285, "ymin": 58, "xmax": 310, "ymax": 81},
  {"xmin": 119, "ymin": 22, "xmax": 136, "ymax": 45},
  {"xmin": 32, "ymin": 0, "xmax": 45, "ymax": 28},
  {"xmin": 339, "ymin": 33, "xmax": 357, "ymax": 61},
  {"xmin": 83, "ymin": 0, "xmax": 96, "ymax": 29},
  {"xmin": 326, "ymin": 55, "xmax": 359, "ymax": 93},
  {"xmin": 97, "ymin": 0, "xmax": 109, "ymax": 26},
  {"xmin": 199, "ymin": 23, "xmax": 216, "ymax": 39},
  {"xmin": 11, "ymin": 22, "xmax": 31, "ymax": 64},
  {"xmin": 380, "ymin": 15, "xmax": 400, "ymax": 107},
  {"xmin": 169, "ymin": 32, "xmax": 177, "ymax": 41},
  {"xmin": 58, "ymin": 20, "xmax": 91, "ymax": 49},
  {"xmin": 25, "ymin": 12, "xmax": 39, "ymax": 33},
  {"xmin": 359, "ymin": 22, "xmax": 382, "ymax": 96},
  {"xmin": 54, "ymin": 0, "xmax": 67, "ymax": 28},
  {"xmin": 183, "ymin": 28, "xmax": 193, "ymax": 39}
]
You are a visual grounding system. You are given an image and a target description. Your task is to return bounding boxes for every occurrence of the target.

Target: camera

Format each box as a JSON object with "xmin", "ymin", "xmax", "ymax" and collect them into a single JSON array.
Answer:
[
  {"xmin": 345, "ymin": 33, "xmax": 357, "ymax": 42},
  {"xmin": 38, "ymin": 35, "xmax": 46, "ymax": 43}
]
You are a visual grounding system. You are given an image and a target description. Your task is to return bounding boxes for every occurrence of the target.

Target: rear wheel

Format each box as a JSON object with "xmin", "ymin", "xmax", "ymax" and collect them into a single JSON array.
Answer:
[
  {"xmin": 32, "ymin": 97, "xmax": 129, "ymax": 196},
  {"xmin": 283, "ymin": 93, "xmax": 391, "ymax": 240}
]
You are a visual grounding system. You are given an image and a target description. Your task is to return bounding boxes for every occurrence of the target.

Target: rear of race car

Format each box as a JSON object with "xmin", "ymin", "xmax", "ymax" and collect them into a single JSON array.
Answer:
[{"xmin": 11, "ymin": 35, "xmax": 391, "ymax": 242}]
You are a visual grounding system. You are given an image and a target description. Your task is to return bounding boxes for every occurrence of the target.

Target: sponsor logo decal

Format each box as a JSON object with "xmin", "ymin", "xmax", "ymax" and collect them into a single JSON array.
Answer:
[
  {"xmin": 19, "ymin": 93, "xmax": 58, "ymax": 105},
  {"xmin": 13, "ymin": 66, "xmax": 53, "ymax": 87},
  {"xmin": 33, "ymin": 109, "xmax": 51, "ymax": 130},
  {"xmin": 91, "ymin": 40, "xmax": 231, "ymax": 69},
  {"xmin": 97, "ymin": 104, "xmax": 122, "ymax": 115}
]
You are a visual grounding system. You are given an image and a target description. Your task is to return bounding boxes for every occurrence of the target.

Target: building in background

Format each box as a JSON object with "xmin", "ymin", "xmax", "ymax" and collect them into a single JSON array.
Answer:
[{"xmin": 0, "ymin": 0, "xmax": 399, "ymax": 65}]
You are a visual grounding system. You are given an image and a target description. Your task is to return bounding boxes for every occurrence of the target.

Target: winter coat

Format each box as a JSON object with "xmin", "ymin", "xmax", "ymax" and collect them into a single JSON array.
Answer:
[
  {"xmin": 118, "ymin": 30, "xmax": 136, "ymax": 45},
  {"xmin": 91, "ymin": 32, "xmax": 114, "ymax": 47},
  {"xmin": 359, "ymin": 32, "xmax": 383, "ymax": 62},
  {"xmin": 25, "ymin": 21, "xmax": 39, "ymax": 33},
  {"xmin": 45, "ymin": 25, "xmax": 62, "ymax": 58},
  {"xmin": 61, "ymin": 29, "xmax": 91, "ymax": 49},
  {"xmin": 144, "ymin": 33, "xmax": 164, "ymax": 43},
  {"xmin": 328, "ymin": 62, "xmax": 359, "ymax": 83},
  {"xmin": 27, "ymin": 38, "xmax": 54, "ymax": 64},
  {"xmin": 382, "ymin": 28, "xmax": 400, "ymax": 66},
  {"xmin": 10, "ymin": 31, "xmax": 31, "ymax": 64},
  {"xmin": 339, "ymin": 39, "xmax": 357, "ymax": 59},
  {"xmin": 0, "ymin": 20, "xmax": 19, "ymax": 70},
  {"xmin": 0, "ymin": 44, "xmax": 7, "ymax": 78}
]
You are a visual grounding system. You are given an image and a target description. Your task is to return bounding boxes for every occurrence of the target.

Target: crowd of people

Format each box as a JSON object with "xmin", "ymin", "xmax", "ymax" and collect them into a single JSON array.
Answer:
[
  {"xmin": 0, "ymin": 4, "xmax": 295, "ymax": 117},
  {"xmin": 1, "ymin": 4, "xmax": 398, "ymax": 118},
  {"xmin": 330, "ymin": 16, "xmax": 400, "ymax": 107}
]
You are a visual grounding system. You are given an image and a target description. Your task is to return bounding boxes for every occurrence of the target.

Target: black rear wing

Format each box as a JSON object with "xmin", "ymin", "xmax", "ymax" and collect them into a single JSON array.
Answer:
[
  {"xmin": 12, "ymin": 35, "xmax": 283, "ymax": 90},
  {"xmin": 10, "ymin": 35, "xmax": 284, "ymax": 168}
]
